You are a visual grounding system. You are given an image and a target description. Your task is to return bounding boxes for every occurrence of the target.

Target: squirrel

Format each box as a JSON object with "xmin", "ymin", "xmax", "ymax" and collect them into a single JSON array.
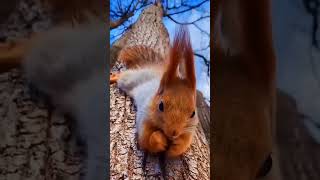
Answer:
[
  {"xmin": 0, "ymin": 21, "xmax": 108, "ymax": 180},
  {"xmin": 214, "ymin": 0, "xmax": 280, "ymax": 180},
  {"xmin": 110, "ymin": 25, "xmax": 199, "ymax": 158}
]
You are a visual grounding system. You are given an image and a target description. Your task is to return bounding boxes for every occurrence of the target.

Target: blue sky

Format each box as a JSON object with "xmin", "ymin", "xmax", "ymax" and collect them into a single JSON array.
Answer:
[{"xmin": 110, "ymin": 0, "xmax": 210, "ymax": 104}]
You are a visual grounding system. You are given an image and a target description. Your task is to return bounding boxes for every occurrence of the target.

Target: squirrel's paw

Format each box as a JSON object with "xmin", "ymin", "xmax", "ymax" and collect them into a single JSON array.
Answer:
[
  {"xmin": 110, "ymin": 73, "xmax": 120, "ymax": 84},
  {"xmin": 148, "ymin": 131, "xmax": 168, "ymax": 153},
  {"xmin": 166, "ymin": 143, "xmax": 186, "ymax": 158},
  {"xmin": 166, "ymin": 134, "xmax": 192, "ymax": 158}
]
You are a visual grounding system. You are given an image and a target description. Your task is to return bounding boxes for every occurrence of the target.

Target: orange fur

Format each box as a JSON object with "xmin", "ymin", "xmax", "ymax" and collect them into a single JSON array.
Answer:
[
  {"xmin": 159, "ymin": 26, "xmax": 196, "ymax": 93},
  {"xmin": 166, "ymin": 132, "xmax": 193, "ymax": 158},
  {"xmin": 109, "ymin": 73, "xmax": 120, "ymax": 84},
  {"xmin": 214, "ymin": 0, "xmax": 278, "ymax": 179},
  {"xmin": 118, "ymin": 45, "xmax": 164, "ymax": 69},
  {"xmin": 146, "ymin": 28, "xmax": 197, "ymax": 157},
  {"xmin": 149, "ymin": 130, "xmax": 168, "ymax": 153},
  {"xmin": 138, "ymin": 120, "xmax": 167, "ymax": 153}
]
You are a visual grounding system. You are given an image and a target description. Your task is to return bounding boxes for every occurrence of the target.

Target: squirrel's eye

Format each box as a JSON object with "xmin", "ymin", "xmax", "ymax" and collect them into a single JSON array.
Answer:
[
  {"xmin": 159, "ymin": 101, "xmax": 164, "ymax": 112},
  {"xmin": 190, "ymin": 111, "xmax": 195, "ymax": 118}
]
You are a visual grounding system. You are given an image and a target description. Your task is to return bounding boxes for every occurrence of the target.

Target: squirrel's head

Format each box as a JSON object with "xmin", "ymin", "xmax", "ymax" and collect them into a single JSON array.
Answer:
[{"xmin": 150, "ymin": 26, "xmax": 198, "ymax": 140}]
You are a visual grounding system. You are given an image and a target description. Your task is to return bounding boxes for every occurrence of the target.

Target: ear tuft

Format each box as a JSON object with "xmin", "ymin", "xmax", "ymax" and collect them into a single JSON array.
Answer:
[
  {"xmin": 158, "ymin": 25, "xmax": 196, "ymax": 92},
  {"xmin": 180, "ymin": 26, "xmax": 196, "ymax": 90}
]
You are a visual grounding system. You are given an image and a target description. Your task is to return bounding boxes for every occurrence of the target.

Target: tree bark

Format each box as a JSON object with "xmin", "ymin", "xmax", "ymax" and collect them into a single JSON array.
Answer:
[
  {"xmin": 110, "ymin": 3, "xmax": 210, "ymax": 180},
  {"xmin": 0, "ymin": 70, "xmax": 82, "ymax": 180}
]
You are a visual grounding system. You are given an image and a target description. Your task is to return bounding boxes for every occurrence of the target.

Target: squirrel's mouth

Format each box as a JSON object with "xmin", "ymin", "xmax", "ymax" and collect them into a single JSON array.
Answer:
[
  {"xmin": 164, "ymin": 131, "xmax": 180, "ymax": 141},
  {"xmin": 169, "ymin": 134, "xmax": 180, "ymax": 140},
  {"xmin": 160, "ymin": 129, "xmax": 172, "ymax": 140}
]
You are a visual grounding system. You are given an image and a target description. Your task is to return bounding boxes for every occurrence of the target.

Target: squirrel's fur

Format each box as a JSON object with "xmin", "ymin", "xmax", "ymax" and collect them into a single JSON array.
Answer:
[
  {"xmin": 214, "ymin": 0, "xmax": 280, "ymax": 180},
  {"xmin": 113, "ymin": 26, "xmax": 198, "ymax": 157},
  {"xmin": 118, "ymin": 45, "xmax": 164, "ymax": 69}
]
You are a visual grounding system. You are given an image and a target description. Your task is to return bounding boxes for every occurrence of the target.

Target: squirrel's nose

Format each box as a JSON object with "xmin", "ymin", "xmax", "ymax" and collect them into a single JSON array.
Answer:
[
  {"xmin": 172, "ymin": 130, "xmax": 177, "ymax": 136},
  {"xmin": 172, "ymin": 130, "xmax": 178, "ymax": 138}
]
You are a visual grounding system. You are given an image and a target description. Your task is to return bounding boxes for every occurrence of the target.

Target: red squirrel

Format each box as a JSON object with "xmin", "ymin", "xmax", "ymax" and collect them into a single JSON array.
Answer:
[
  {"xmin": 110, "ymin": 26, "xmax": 199, "ymax": 158},
  {"xmin": 214, "ymin": 0, "xmax": 280, "ymax": 179}
]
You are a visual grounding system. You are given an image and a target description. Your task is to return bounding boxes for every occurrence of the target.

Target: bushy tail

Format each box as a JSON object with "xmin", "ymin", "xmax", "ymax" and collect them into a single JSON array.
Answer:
[
  {"xmin": 118, "ymin": 25, "xmax": 196, "ymax": 93},
  {"xmin": 117, "ymin": 45, "xmax": 165, "ymax": 69}
]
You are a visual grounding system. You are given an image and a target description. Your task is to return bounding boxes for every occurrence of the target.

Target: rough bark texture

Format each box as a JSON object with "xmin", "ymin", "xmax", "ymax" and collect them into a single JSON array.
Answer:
[
  {"xmin": 196, "ymin": 92, "xmax": 210, "ymax": 142},
  {"xmin": 110, "ymin": 3, "xmax": 210, "ymax": 180},
  {"xmin": 0, "ymin": 1, "xmax": 83, "ymax": 179},
  {"xmin": 0, "ymin": 71, "xmax": 82, "ymax": 180}
]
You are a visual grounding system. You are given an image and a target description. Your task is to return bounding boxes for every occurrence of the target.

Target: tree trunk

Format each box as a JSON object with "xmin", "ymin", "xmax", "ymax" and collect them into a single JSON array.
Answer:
[
  {"xmin": 110, "ymin": 3, "xmax": 210, "ymax": 180},
  {"xmin": 0, "ymin": 72, "xmax": 83, "ymax": 180}
]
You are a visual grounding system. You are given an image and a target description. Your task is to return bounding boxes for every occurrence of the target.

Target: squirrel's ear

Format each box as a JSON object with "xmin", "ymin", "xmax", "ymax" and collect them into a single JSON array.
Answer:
[
  {"xmin": 175, "ymin": 25, "xmax": 196, "ymax": 90},
  {"xmin": 158, "ymin": 26, "xmax": 184, "ymax": 92},
  {"xmin": 182, "ymin": 28, "xmax": 196, "ymax": 90},
  {"xmin": 158, "ymin": 25, "xmax": 196, "ymax": 93}
]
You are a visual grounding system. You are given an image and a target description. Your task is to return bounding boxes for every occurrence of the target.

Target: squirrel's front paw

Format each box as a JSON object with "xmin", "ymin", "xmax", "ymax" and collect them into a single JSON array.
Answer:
[
  {"xmin": 166, "ymin": 144, "xmax": 186, "ymax": 158},
  {"xmin": 166, "ymin": 133, "xmax": 193, "ymax": 158},
  {"xmin": 148, "ymin": 131, "xmax": 168, "ymax": 153}
]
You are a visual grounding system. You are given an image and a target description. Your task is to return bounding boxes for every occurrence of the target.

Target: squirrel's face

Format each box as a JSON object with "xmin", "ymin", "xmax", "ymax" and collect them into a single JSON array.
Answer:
[
  {"xmin": 151, "ymin": 25, "xmax": 198, "ymax": 140},
  {"xmin": 150, "ymin": 78, "xmax": 198, "ymax": 140}
]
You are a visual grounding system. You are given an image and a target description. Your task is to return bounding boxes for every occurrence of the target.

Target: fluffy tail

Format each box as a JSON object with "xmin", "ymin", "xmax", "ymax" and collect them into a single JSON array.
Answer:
[{"xmin": 117, "ymin": 45, "xmax": 165, "ymax": 69}]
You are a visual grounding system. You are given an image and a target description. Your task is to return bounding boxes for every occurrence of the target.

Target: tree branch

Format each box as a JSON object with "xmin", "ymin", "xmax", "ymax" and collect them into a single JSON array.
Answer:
[
  {"xmin": 166, "ymin": 14, "xmax": 210, "ymax": 25},
  {"xmin": 110, "ymin": 12, "xmax": 134, "ymax": 29},
  {"xmin": 194, "ymin": 53, "xmax": 210, "ymax": 76},
  {"xmin": 163, "ymin": 0, "xmax": 209, "ymax": 16},
  {"xmin": 110, "ymin": 0, "xmax": 149, "ymax": 30},
  {"xmin": 303, "ymin": 0, "xmax": 320, "ymax": 48}
]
